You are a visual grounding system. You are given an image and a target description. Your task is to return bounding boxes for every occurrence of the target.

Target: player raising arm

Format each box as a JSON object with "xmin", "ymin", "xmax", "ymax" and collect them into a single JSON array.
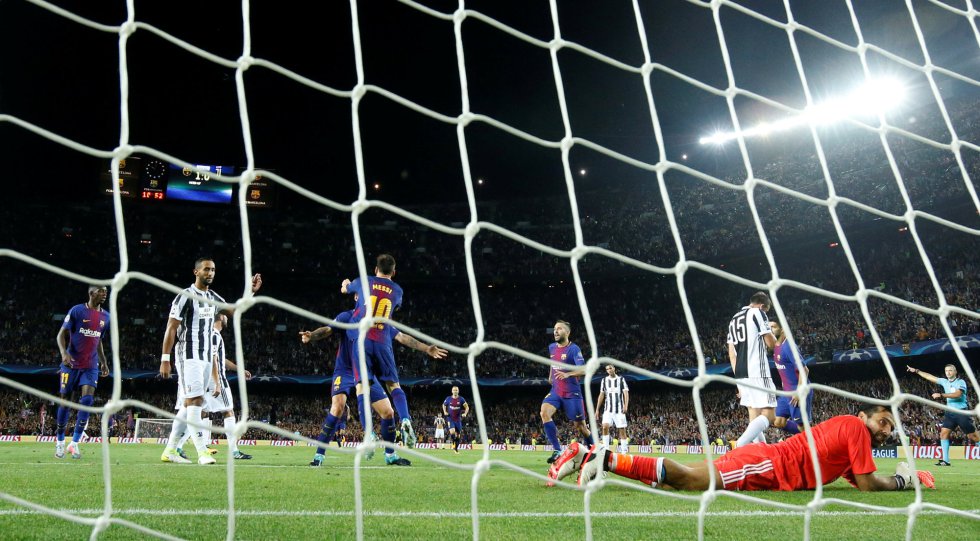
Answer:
[{"xmin": 907, "ymin": 364, "xmax": 980, "ymax": 466}]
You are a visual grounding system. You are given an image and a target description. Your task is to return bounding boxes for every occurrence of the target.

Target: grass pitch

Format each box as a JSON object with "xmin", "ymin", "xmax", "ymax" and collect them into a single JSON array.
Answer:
[{"xmin": 0, "ymin": 442, "xmax": 977, "ymax": 540}]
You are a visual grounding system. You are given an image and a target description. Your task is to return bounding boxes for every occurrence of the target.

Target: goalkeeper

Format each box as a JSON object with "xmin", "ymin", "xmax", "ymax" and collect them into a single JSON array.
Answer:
[{"xmin": 559, "ymin": 404, "xmax": 935, "ymax": 491}]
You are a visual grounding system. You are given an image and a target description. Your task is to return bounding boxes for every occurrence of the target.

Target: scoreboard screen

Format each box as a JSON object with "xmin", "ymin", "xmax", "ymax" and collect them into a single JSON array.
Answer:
[{"xmin": 165, "ymin": 164, "xmax": 234, "ymax": 204}]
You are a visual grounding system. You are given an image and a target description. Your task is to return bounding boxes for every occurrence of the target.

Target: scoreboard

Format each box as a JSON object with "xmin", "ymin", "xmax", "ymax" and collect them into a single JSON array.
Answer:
[{"xmin": 102, "ymin": 156, "xmax": 275, "ymax": 207}]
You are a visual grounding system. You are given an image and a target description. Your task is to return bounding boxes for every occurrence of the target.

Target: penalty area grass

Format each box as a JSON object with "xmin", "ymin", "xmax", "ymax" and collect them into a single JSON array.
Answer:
[{"xmin": 0, "ymin": 443, "xmax": 977, "ymax": 540}]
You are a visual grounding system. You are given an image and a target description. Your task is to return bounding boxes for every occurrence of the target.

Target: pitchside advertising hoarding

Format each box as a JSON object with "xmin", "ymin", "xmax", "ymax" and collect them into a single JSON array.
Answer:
[{"xmin": 3, "ymin": 437, "xmax": 980, "ymax": 458}]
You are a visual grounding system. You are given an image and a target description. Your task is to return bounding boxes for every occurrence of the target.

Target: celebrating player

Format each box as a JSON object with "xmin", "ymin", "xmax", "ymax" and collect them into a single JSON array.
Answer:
[
  {"xmin": 906, "ymin": 364, "xmax": 980, "ymax": 466},
  {"xmin": 442, "ymin": 386, "xmax": 469, "ymax": 454},
  {"xmin": 54, "ymin": 285, "xmax": 110, "ymax": 459},
  {"xmin": 342, "ymin": 254, "xmax": 419, "ymax": 447},
  {"xmin": 541, "ymin": 320, "xmax": 594, "ymax": 467},
  {"xmin": 159, "ymin": 257, "xmax": 261, "ymax": 465},
  {"xmin": 728, "ymin": 292, "xmax": 777, "ymax": 447},
  {"xmin": 560, "ymin": 404, "xmax": 935, "ymax": 492},
  {"xmin": 302, "ymin": 305, "xmax": 446, "ymax": 467},
  {"xmin": 769, "ymin": 320, "xmax": 813, "ymax": 435},
  {"xmin": 595, "ymin": 364, "xmax": 630, "ymax": 454}
]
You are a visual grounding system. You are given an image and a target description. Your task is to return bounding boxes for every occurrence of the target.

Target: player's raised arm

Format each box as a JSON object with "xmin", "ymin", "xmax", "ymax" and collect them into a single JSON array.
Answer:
[
  {"xmin": 299, "ymin": 326, "xmax": 333, "ymax": 344},
  {"xmin": 223, "ymin": 358, "xmax": 251, "ymax": 380},
  {"xmin": 394, "ymin": 332, "xmax": 448, "ymax": 359},
  {"xmin": 906, "ymin": 365, "xmax": 939, "ymax": 384},
  {"xmin": 160, "ymin": 317, "xmax": 180, "ymax": 378}
]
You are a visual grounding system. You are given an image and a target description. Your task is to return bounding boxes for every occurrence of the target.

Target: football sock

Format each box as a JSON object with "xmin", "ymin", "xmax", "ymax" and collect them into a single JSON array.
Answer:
[
  {"xmin": 941, "ymin": 439, "xmax": 950, "ymax": 463},
  {"xmin": 186, "ymin": 405, "xmax": 209, "ymax": 454},
  {"xmin": 543, "ymin": 421, "xmax": 561, "ymax": 451},
  {"xmin": 356, "ymin": 394, "xmax": 367, "ymax": 425},
  {"xmin": 176, "ymin": 428, "xmax": 192, "ymax": 450},
  {"xmin": 56, "ymin": 405, "xmax": 70, "ymax": 441},
  {"xmin": 389, "ymin": 387, "xmax": 410, "ymax": 423},
  {"xmin": 608, "ymin": 453, "xmax": 664, "ymax": 487},
  {"xmin": 380, "ymin": 417, "xmax": 396, "ymax": 456},
  {"xmin": 737, "ymin": 416, "xmax": 770, "ymax": 447},
  {"xmin": 584, "ymin": 432, "xmax": 595, "ymax": 446},
  {"xmin": 782, "ymin": 420, "xmax": 801, "ymax": 434},
  {"xmin": 315, "ymin": 413, "xmax": 339, "ymax": 456},
  {"xmin": 72, "ymin": 395, "xmax": 94, "ymax": 443},
  {"xmin": 166, "ymin": 407, "xmax": 188, "ymax": 452},
  {"xmin": 602, "ymin": 435, "xmax": 611, "ymax": 447},
  {"xmin": 224, "ymin": 416, "xmax": 239, "ymax": 455},
  {"xmin": 621, "ymin": 438, "xmax": 630, "ymax": 453}
]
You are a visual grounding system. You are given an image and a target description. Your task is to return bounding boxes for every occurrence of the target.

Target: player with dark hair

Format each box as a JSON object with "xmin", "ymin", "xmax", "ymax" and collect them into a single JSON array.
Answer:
[
  {"xmin": 907, "ymin": 364, "xmax": 980, "ymax": 466},
  {"xmin": 769, "ymin": 320, "xmax": 813, "ymax": 435},
  {"xmin": 342, "ymin": 254, "xmax": 420, "ymax": 447},
  {"xmin": 160, "ymin": 258, "xmax": 261, "ymax": 464},
  {"xmin": 556, "ymin": 404, "xmax": 936, "ymax": 492},
  {"xmin": 301, "ymin": 301, "xmax": 446, "ymax": 467},
  {"xmin": 54, "ymin": 285, "xmax": 110, "ymax": 459},
  {"xmin": 728, "ymin": 291, "xmax": 777, "ymax": 447},
  {"xmin": 541, "ymin": 320, "xmax": 594, "ymax": 473},
  {"xmin": 442, "ymin": 386, "xmax": 469, "ymax": 454}
]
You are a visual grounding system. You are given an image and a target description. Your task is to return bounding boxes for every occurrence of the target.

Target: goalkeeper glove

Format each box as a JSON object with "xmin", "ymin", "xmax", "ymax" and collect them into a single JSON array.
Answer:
[{"xmin": 893, "ymin": 462, "xmax": 936, "ymax": 490}]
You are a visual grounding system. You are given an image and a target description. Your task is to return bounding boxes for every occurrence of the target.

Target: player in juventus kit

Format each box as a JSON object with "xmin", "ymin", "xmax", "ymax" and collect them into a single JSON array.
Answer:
[
  {"xmin": 159, "ymin": 257, "xmax": 261, "ymax": 464},
  {"xmin": 595, "ymin": 364, "xmax": 630, "ymax": 453},
  {"xmin": 727, "ymin": 292, "xmax": 777, "ymax": 448}
]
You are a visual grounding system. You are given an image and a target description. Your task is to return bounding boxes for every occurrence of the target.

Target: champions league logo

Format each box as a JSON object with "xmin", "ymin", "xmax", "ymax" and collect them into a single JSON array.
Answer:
[
  {"xmin": 840, "ymin": 349, "xmax": 874, "ymax": 362},
  {"xmin": 666, "ymin": 368, "xmax": 694, "ymax": 378},
  {"xmin": 941, "ymin": 335, "xmax": 980, "ymax": 351}
]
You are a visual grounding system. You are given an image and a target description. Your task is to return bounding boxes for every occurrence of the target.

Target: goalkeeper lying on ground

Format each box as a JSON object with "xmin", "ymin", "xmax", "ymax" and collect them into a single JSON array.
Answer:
[{"xmin": 551, "ymin": 403, "xmax": 936, "ymax": 491}]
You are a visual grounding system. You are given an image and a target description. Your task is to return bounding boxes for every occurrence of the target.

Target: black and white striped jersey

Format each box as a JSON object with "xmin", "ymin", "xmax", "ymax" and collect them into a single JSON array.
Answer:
[
  {"xmin": 169, "ymin": 285, "xmax": 226, "ymax": 362},
  {"xmin": 600, "ymin": 375, "xmax": 629, "ymax": 414},
  {"xmin": 726, "ymin": 305, "xmax": 773, "ymax": 379}
]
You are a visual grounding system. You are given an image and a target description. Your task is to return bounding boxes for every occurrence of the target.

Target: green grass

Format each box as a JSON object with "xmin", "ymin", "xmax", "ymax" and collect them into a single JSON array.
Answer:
[{"xmin": 0, "ymin": 442, "xmax": 977, "ymax": 540}]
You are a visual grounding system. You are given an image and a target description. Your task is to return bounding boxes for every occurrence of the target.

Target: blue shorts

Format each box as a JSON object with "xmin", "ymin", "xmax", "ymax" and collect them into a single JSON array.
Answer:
[
  {"xmin": 58, "ymin": 366, "xmax": 99, "ymax": 395},
  {"xmin": 330, "ymin": 366, "xmax": 356, "ymax": 398},
  {"xmin": 366, "ymin": 341, "xmax": 399, "ymax": 383},
  {"xmin": 542, "ymin": 392, "xmax": 586, "ymax": 422},
  {"xmin": 351, "ymin": 341, "xmax": 399, "ymax": 384},
  {"xmin": 775, "ymin": 389, "xmax": 814, "ymax": 422},
  {"xmin": 449, "ymin": 420, "xmax": 463, "ymax": 433},
  {"xmin": 942, "ymin": 410, "xmax": 976, "ymax": 433}
]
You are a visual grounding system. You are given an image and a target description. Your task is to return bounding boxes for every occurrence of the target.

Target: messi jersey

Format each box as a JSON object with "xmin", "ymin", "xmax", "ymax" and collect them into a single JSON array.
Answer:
[
  {"xmin": 345, "ymin": 276, "xmax": 403, "ymax": 344},
  {"xmin": 443, "ymin": 396, "xmax": 467, "ymax": 422},
  {"xmin": 61, "ymin": 304, "xmax": 110, "ymax": 370},
  {"xmin": 549, "ymin": 342, "xmax": 585, "ymax": 399}
]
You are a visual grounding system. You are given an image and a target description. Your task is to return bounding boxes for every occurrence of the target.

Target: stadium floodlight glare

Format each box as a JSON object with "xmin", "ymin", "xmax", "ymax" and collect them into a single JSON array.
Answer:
[{"xmin": 699, "ymin": 77, "xmax": 906, "ymax": 145}]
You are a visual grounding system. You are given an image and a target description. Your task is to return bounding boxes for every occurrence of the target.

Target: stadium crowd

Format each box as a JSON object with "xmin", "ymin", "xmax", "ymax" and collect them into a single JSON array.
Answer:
[{"xmin": 0, "ymin": 374, "xmax": 974, "ymax": 448}]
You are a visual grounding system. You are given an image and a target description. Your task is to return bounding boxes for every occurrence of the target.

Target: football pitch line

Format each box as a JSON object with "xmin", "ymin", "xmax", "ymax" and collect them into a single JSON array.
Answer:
[{"xmin": 0, "ymin": 508, "xmax": 977, "ymax": 519}]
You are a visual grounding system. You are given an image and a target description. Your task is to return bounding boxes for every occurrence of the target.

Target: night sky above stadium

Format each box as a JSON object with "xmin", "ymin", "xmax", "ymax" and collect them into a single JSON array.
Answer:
[{"xmin": 0, "ymin": 0, "xmax": 976, "ymax": 210}]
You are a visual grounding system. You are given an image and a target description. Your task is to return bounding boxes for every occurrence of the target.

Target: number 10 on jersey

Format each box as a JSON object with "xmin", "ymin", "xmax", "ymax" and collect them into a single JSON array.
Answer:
[{"xmin": 370, "ymin": 295, "xmax": 392, "ymax": 330}]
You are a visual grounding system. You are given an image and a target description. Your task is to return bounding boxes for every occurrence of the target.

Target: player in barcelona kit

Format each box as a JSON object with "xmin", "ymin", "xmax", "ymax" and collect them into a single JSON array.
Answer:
[
  {"xmin": 54, "ymin": 285, "xmax": 110, "ymax": 459},
  {"xmin": 342, "ymin": 254, "xmax": 417, "ymax": 447},
  {"xmin": 907, "ymin": 364, "xmax": 980, "ymax": 466},
  {"xmin": 769, "ymin": 321, "xmax": 814, "ymax": 435},
  {"xmin": 540, "ymin": 320, "xmax": 594, "ymax": 469},
  {"xmin": 555, "ymin": 404, "xmax": 936, "ymax": 493},
  {"xmin": 442, "ymin": 386, "xmax": 469, "ymax": 454}
]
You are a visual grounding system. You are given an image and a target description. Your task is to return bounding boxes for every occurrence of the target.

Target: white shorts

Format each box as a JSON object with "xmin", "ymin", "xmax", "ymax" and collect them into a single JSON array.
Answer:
[
  {"xmin": 205, "ymin": 384, "xmax": 234, "ymax": 413},
  {"xmin": 434, "ymin": 428, "xmax": 445, "ymax": 439},
  {"xmin": 601, "ymin": 412, "xmax": 628, "ymax": 429},
  {"xmin": 176, "ymin": 357, "xmax": 211, "ymax": 400},
  {"xmin": 737, "ymin": 378, "xmax": 777, "ymax": 409}
]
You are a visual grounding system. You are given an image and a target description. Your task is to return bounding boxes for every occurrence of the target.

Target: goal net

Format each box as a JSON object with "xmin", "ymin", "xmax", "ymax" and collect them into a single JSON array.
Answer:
[{"xmin": 1, "ymin": 0, "xmax": 978, "ymax": 540}]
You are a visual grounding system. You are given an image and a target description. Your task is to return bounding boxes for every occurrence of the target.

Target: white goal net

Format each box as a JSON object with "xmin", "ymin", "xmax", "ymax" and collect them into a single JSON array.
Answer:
[{"xmin": 1, "ymin": 0, "xmax": 979, "ymax": 540}]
